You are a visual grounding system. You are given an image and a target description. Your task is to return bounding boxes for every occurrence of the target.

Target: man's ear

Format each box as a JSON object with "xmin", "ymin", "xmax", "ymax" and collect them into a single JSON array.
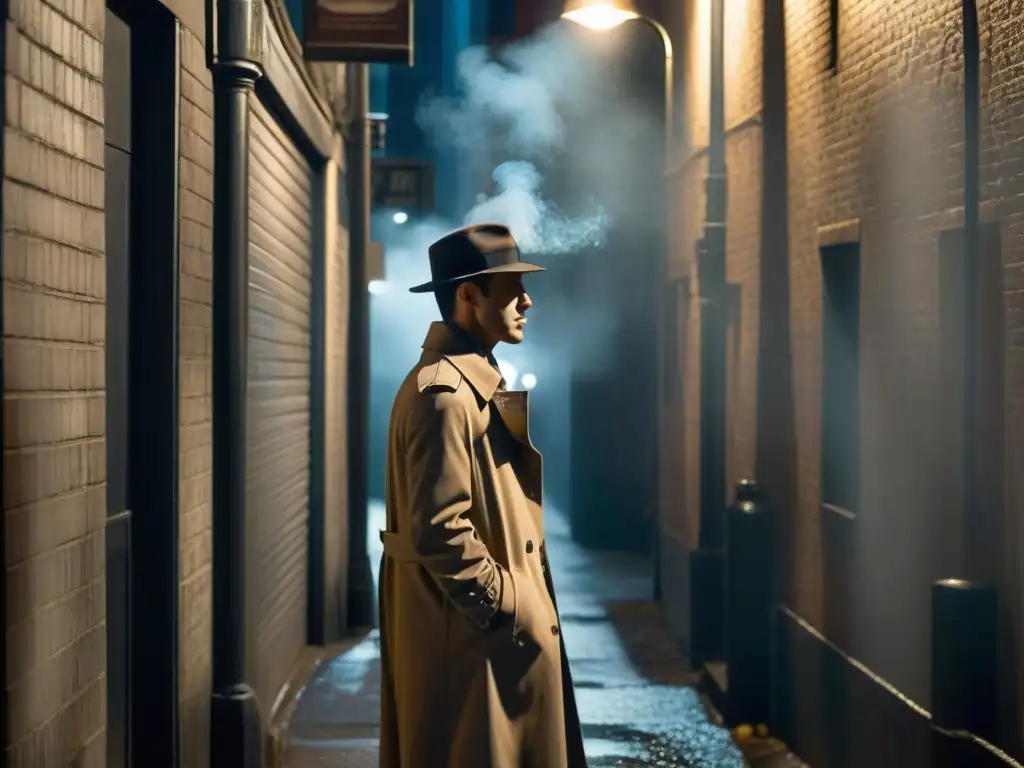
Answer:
[{"xmin": 456, "ymin": 281, "xmax": 479, "ymax": 307}]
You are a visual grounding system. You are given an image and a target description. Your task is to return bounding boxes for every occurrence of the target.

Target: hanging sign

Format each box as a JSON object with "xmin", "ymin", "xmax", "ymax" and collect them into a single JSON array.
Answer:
[{"xmin": 303, "ymin": 0, "xmax": 414, "ymax": 64}]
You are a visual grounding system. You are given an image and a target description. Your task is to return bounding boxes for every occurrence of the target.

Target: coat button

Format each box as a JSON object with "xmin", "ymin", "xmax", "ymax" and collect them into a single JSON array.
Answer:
[
  {"xmin": 551, "ymin": 625, "xmax": 560, "ymax": 636},
  {"xmin": 525, "ymin": 540, "xmax": 534, "ymax": 554}
]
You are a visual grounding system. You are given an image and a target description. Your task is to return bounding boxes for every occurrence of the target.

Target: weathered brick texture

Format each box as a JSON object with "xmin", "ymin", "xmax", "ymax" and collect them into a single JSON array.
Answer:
[
  {"xmin": 662, "ymin": 0, "xmax": 765, "ymax": 556},
  {"xmin": 666, "ymin": 0, "xmax": 1024, "ymax": 748},
  {"xmin": 178, "ymin": 25, "xmax": 214, "ymax": 768},
  {"xmin": 3, "ymin": 0, "xmax": 107, "ymax": 764}
]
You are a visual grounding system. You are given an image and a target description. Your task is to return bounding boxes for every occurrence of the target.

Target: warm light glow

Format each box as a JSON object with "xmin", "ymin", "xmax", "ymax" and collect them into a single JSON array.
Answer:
[
  {"xmin": 562, "ymin": 2, "xmax": 639, "ymax": 30},
  {"xmin": 561, "ymin": 0, "xmax": 638, "ymax": 30},
  {"xmin": 521, "ymin": 373, "xmax": 538, "ymax": 390}
]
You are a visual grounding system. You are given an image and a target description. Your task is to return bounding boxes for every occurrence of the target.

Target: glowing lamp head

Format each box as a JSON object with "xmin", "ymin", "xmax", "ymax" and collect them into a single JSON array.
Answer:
[
  {"xmin": 521, "ymin": 373, "xmax": 538, "ymax": 391},
  {"xmin": 561, "ymin": 0, "xmax": 639, "ymax": 30},
  {"xmin": 392, "ymin": 211, "xmax": 409, "ymax": 225}
]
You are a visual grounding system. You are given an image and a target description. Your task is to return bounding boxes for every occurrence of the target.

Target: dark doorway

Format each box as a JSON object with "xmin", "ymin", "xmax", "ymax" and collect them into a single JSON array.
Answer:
[{"xmin": 104, "ymin": 2, "xmax": 182, "ymax": 766}]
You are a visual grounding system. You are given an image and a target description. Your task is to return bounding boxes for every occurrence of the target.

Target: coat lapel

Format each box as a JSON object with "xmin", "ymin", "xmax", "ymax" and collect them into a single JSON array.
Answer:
[
  {"xmin": 420, "ymin": 322, "xmax": 545, "ymax": 532},
  {"xmin": 492, "ymin": 390, "xmax": 544, "ymax": 532}
]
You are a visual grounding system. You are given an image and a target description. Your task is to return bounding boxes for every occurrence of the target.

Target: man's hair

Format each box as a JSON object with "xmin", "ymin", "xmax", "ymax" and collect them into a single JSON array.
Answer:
[{"xmin": 434, "ymin": 275, "xmax": 491, "ymax": 321}]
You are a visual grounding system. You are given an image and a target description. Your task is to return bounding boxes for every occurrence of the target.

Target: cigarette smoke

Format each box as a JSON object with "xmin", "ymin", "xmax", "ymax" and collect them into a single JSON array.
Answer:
[{"xmin": 369, "ymin": 21, "xmax": 663, "ymax": 503}]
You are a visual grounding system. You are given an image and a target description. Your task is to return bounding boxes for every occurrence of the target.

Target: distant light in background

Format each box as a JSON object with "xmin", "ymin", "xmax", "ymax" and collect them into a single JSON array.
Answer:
[
  {"xmin": 368, "ymin": 279, "xmax": 389, "ymax": 295},
  {"xmin": 393, "ymin": 211, "xmax": 409, "ymax": 225},
  {"xmin": 562, "ymin": 0, "xmax": 639, "ymax": 31},
  {"xmin": 522, "ymin": 373, "xmax": 538, "ymax": 390},
  {"xmin": 496, "ymin": 359, "xmax": 518, "ymax": 390}
]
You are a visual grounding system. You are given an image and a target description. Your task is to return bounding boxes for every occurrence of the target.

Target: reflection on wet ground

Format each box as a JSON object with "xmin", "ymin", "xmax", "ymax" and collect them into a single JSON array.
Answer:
[{"xmin": 286, "ymin": 502, "xmax": 753, "ymax": 767}]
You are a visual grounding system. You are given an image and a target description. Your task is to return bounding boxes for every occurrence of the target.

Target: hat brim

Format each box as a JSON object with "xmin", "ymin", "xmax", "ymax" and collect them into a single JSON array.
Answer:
[{"xmin": 408, "ymin": 262, "xmax": 546, "ymax": 294}]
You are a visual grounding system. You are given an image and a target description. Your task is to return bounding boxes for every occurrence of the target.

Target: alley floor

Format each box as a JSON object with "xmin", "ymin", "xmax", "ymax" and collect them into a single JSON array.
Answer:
[{"xmin": 284, "ymin": 504, "xmax": 784, "ymax": 767}]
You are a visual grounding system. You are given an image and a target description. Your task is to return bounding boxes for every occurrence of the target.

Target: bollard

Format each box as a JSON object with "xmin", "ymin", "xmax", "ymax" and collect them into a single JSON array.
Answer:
[
  {"xmin": 931, "ymin": 579, "xmax": 998, "ymax": 740},
  {"xmin": 724, "ymin": 479, "xmax": 774, "ymax": 726}
]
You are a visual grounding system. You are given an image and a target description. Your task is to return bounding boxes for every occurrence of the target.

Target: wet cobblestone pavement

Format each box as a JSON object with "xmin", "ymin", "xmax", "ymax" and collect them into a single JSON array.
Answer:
[{"xmin": 286, "ymin": 504, "xmax": 789, "ymax": 767}]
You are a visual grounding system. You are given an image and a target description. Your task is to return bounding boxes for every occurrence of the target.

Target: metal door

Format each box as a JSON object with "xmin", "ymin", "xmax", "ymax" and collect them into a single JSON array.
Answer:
[{"xmin": 246, "ymin": 98, "xmax": 314, "ymax": 716}]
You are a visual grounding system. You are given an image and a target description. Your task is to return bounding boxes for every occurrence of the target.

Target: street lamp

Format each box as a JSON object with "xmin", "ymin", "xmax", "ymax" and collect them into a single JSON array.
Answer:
[
  {"xmin": 561, "ymin": 0, "xmax": 673, "ymax": 160},
  {"xmin": 561, "ymin": 0, "xmax": 639, "ymax": 30}
]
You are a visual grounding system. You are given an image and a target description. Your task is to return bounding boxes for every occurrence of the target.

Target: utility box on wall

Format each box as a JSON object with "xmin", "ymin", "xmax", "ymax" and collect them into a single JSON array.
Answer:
[{"xmin": 371, "ymin": 157, "xmax": 435, "ymax": 214}]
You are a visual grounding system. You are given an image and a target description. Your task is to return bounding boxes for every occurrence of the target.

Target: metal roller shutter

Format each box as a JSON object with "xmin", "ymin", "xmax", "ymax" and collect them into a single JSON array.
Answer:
[{"xmin": 246, "ymin": 96, "xmax": 313, "ymax": 713}]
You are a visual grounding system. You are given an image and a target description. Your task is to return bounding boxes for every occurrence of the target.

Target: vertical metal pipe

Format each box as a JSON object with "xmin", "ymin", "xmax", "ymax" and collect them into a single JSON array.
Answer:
[
  {"xmin": 209, "ymin": 0, "xmax": 263, "ymax": 758},
  {"xmin": 346, "ymin": 63, "xmax": 376, "ymax": 629},
  {"xmin": 961, "ymin": 0, "xmax": 980, "ymax": 578},
  {"xmin": 699, "ymin": 0, "xmax": 728, "ymax": 550},
  {"xmin": 645, "ymin": 17, "xmax": 673, "ymax": 603}
]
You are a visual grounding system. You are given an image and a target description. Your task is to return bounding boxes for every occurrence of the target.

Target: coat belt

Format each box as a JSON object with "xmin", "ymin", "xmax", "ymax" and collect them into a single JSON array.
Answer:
[{"xmin": 379, "ymin": 531, "xmax": 420, "ymax": 562}]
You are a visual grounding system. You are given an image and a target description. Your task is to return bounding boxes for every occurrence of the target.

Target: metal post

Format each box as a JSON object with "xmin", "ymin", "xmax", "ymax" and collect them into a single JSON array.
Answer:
[
  {"xmin": 931, "ymin": 579, "xmax": 998, "ymax": 740},
  {"xmin": 961, "ymin": 0, "xmax": 980, "ymax": 579},
  {"xmin": 641, "ymin": 16, "xmax": 673, "ymax": 603},
  {"xmin": 346, "ymin": 63, "xmax": 376, "ymax": 629},
  {"xmin": 209, "ymin": 0, "xmax": 263, "ymax": 762},
  {"xmin": 724, "ymin": 480, "xmax": 773, "ymax": 726}
]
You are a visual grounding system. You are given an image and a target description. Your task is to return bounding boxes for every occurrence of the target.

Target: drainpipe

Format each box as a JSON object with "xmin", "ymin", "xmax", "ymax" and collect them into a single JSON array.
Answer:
[
  {"xmin": 961, "ymin": 0, "xmax": 980, "ymax": 579},
  {"xmin": 700, "ymin": 0, "xmax": 728, "ymax": 553},
  {"xmin": 689, "ymin": 0, "xmax": 729, "ymax": 667},
  {"xmin": 209, "ymin": 0, "xmax": 264, "ymax": 763},
  {"xmin": 345, "ymin": 63, "xmax": 376, "ymax": 629}
]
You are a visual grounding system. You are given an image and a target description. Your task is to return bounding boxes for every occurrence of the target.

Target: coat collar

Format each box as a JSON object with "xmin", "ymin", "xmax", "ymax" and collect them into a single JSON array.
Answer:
[{"xmin": 421, "ymin": 322, "xmax": 504, "ymax": 402}]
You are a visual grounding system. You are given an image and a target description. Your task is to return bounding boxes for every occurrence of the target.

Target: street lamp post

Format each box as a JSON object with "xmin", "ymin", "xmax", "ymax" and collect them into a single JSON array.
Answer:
[
  {"xmin": 563, "ymin": 0, "xmax": 729, "ymax": 651},
  {"xmin": 562, "ymin": 0, "xmax": 673, "ymax": 601}
]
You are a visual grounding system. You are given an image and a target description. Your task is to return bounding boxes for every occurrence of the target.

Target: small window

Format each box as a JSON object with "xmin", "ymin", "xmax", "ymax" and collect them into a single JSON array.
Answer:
[
  {"xmin": 827, "ymin": 0, "xmax": 840, "ymax": 72},
  {"xmin": 820, "ymin": 241, "xmax": 860, "ymax": 516}
]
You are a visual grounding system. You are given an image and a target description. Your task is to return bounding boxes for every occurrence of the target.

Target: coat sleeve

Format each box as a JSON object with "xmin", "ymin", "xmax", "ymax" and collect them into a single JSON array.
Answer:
[{"xmin": 404, "ymin": 388, "xmax": 514, "ymax": 629}]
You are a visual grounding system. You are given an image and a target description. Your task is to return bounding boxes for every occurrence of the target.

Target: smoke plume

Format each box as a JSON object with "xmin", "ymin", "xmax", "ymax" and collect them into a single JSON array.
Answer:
[{"xmin": 368, "ymin": 21, "xmax": 664, "ymax": 501}]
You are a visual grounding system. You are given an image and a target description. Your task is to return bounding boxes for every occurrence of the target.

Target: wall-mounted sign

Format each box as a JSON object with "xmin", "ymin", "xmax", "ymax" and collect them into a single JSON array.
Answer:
[
  {"xmin": 372, "ymin": 158, "xmax": 434, "ymax": 213},
  {"xmin": 303, "ymin": 0, "xmax": 414, "ymax": 64}
]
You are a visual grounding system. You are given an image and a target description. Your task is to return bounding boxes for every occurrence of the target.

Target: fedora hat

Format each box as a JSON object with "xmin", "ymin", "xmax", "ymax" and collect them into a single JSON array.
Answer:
[{"xmin": 408, "ymin": 223, "xmax": 545, "ymax": 294}]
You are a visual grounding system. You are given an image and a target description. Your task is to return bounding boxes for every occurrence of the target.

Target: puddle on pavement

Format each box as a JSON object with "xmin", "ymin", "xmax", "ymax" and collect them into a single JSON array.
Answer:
[{"xmin": 581, "ymin": 722, "xmax": 748, "ymax": 768}]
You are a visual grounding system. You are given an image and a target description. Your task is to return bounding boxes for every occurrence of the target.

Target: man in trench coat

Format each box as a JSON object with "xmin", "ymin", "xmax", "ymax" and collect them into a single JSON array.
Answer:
[{"xmin": 378, "ymin": 223, "xmax": 587, "ymax": 768}]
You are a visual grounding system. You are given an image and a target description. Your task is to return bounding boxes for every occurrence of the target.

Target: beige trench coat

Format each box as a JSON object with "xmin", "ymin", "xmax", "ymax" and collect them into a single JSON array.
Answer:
[{"xmin": 378, "ymin": 322, "xmax": 587, "ymax": 768}]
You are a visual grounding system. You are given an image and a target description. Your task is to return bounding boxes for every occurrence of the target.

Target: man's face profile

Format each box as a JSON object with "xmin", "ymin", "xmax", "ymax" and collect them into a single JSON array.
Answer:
[{"xmin": 459, "ymin": 273, "xmax": 533, "ymax": 347}]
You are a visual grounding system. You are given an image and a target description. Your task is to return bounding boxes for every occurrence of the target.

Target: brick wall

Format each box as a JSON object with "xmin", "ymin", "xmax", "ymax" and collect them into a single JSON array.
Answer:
[
  {"xmin": 667, "ymin": 0, "xmax": 1024, "ymax": 746},
  {"xmin": 784, "ymin": 0, "xmax": 980, "ymax": 707},
  {"xmin": 3, "ymin": 0, "xmax": 108, "ymax": 763},
  {"xmin": 984, "ymin": 0, "xmax": 1024, "ymax": 747},
  {"xmin": 662, "ymin": 0, "xmax": 765, "ymax": 552},
  {"xmin": 177, "ymin": 24, "xmax": 214, "ymax": 768}
]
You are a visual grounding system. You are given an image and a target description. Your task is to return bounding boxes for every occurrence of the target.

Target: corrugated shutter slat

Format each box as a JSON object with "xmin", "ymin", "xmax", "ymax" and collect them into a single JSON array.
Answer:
[{"xmin": 246, "ymin": 97, "xmax": 313, "ymax": 718}]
